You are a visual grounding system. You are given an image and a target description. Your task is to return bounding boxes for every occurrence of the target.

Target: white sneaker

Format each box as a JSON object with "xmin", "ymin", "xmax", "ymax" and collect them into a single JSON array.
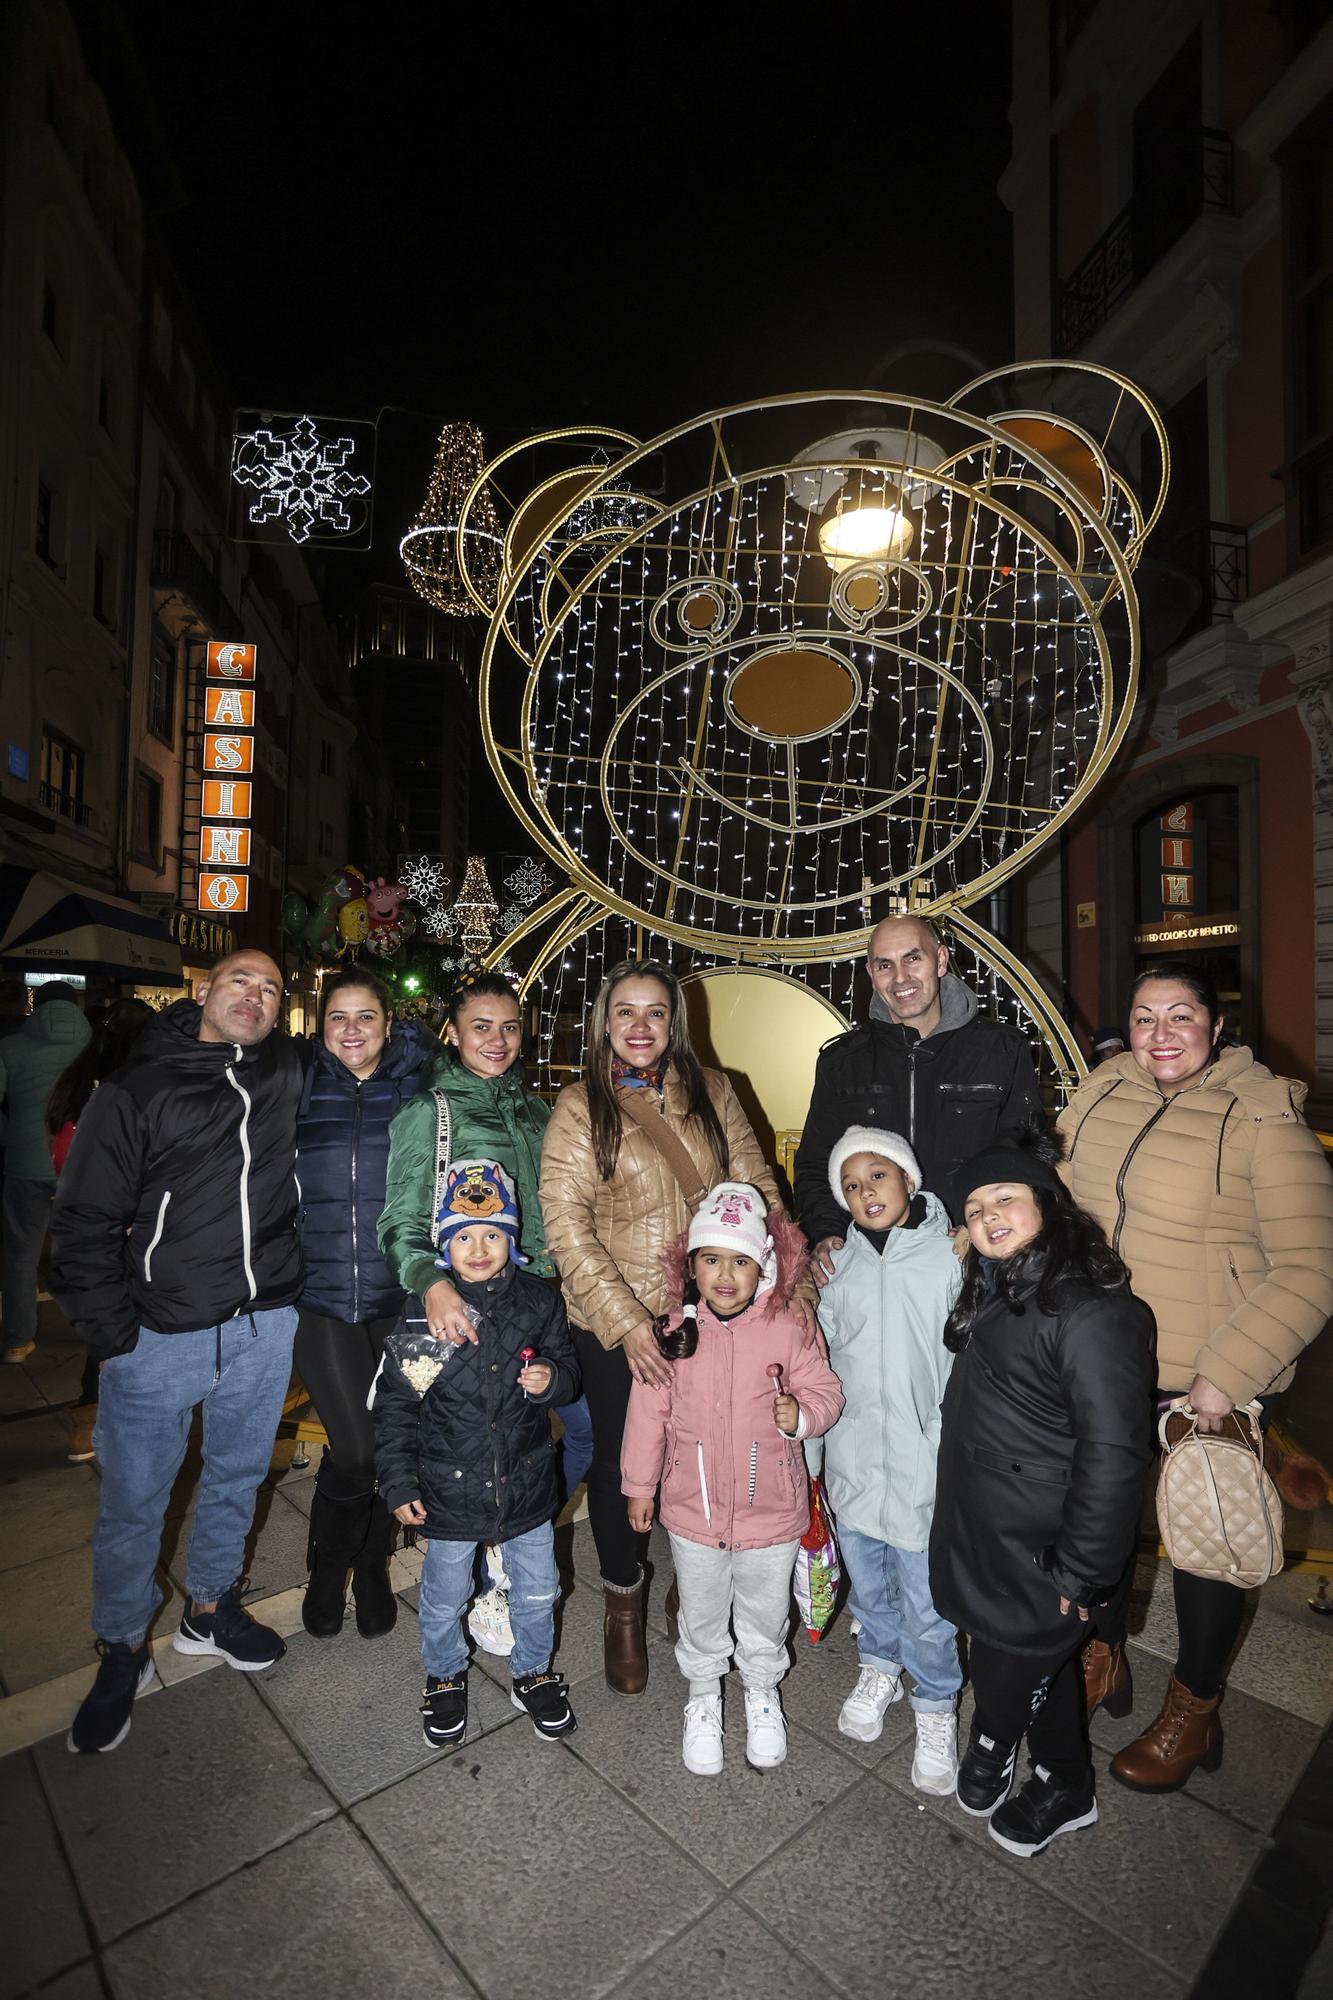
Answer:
[
  {"xmin": 682, "ymin": 1691, "xmax": 724, "ymax": 1775},
  {"xmin": 468, "ymin": 1584, "xmax": 514, "ymax": 1656},
  {"xmin": 743, "ymin": 1684, "xmax": 787, "ymax": 1768},
  {"xmin": 838, "ymin": 1664, "xmax": 904, "ymax": 1743},
  {"xmin": 911, "ymin": 1708, "xmax": 959, "ymax": 1795}
]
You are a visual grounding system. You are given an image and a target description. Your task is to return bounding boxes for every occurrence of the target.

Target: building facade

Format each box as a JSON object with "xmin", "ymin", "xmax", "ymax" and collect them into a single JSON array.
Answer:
[
  {"xmin": 1005, "ymin": 0, "xmax": 1333, "ymax": 1113},
  {"xmin": 0, "ymin": 0, "xmax": 377, "ymax": 1015}
]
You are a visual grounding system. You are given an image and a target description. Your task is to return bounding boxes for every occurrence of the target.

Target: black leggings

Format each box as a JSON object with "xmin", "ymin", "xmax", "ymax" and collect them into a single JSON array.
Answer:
[
  {"xmin": 1171, "ymin": 1567, "xmax": 1247, "ymax": 1700},
  {"xmin": 294, "ymin": 1311, "xmax": 396, "ymax": 1485},
  {"xmin": 574, "ymin": 1327, "xmax": 645, "ymax": 1588},
  {"xmin": 969, "ymin": 1636, "xmax": 1090, "ymax": 1786}
]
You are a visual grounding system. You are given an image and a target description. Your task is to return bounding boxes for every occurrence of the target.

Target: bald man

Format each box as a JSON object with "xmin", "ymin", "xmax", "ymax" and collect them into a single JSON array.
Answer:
[
  {"xmin": 52, "ymin": 951, "xmax": 306, "ymax": 1753},
  {"xmin": 794, "ymin": 917, "xmax": 1041, "ymax": 1275}
]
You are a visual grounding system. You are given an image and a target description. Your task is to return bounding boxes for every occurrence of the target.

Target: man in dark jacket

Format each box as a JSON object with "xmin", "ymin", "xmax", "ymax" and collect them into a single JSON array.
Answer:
[
  {"xmin": 794, "ymin": 915, "xmax": 1041, "ymax": 1274},
  {"xmin": 51, "ymin": 950, "xmax": 303, "ymax": 1754}
]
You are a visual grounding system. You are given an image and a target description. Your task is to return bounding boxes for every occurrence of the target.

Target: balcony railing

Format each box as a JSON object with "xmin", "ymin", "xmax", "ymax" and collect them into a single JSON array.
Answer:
[
  {"xmin": 150, "ymin": 530, "xmax": 240, "ymax": 637},
  {"xmin": 1055, "ymin": 128, "xmax": 1234, "ymax": 355},
  {"xmin": 39, "ymin": 781, "xmax": 92, "ymax": 827}
]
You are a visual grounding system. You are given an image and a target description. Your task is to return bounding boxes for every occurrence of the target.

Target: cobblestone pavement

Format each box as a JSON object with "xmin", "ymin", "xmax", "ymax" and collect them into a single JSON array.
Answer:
[{"xmin": 2, "ymin": 1308, "xmax": 1330, "ymax": 2000}]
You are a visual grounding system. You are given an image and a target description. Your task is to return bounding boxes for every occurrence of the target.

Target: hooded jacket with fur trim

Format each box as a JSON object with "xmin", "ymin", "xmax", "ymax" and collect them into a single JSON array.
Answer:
[
  {"xmin": 620, "ymin": 1213, "xmax": 844, "ymax": 1551},
  {"xmin": 1056, "ymin": 1045, "xmax": 1333, "ymax": 1405}
]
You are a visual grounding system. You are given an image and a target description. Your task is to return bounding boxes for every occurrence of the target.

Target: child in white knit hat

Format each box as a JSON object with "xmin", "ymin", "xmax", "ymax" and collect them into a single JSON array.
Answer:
[
  {"xmin": 621, "ymin": 1181, "xmax": 844, "ymax": 1776},
  {"xmin": 811, "ymin": 1127, "xmax": 964, "ymax": 1795}
]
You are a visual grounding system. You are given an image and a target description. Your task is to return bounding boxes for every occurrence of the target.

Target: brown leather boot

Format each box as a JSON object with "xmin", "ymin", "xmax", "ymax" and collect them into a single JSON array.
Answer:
[
  {"xmin": 602, "ymin": 1573, "xmax": 648, "ymax": 1695},
  {"xmin": 1081, "ymin": 1639, "xmax": 1133, "ymax": 1719},
  {"xmin": 1109, "ymin": 1671, "xmax": 1222, "ymax": 1792}
]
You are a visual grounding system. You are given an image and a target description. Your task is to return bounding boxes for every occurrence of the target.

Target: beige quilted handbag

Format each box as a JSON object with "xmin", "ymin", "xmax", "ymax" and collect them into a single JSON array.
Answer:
[{"xmin": 1156, "ymin": 1398, "xmax": 1284, "ymax": 1589}]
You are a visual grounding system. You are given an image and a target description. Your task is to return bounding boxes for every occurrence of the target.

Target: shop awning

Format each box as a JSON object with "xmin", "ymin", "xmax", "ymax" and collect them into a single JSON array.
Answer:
[{"xmin": 0, "ymin": 867, "xmax": 184, "ymax": 985}]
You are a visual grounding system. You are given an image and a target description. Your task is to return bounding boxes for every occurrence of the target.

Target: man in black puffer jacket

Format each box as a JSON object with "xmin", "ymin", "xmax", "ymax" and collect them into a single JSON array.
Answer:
[
  {"xmin": 374, "ymin": 1159, "xmax": 581, "ymax": 1747},
  {"xmin": 795, "ymin": 915, "xmax": 1041, "ymax": 1272},
  {"xmin": 51, "ymin": 952, "xmax": 303, "ymax": 1755}
]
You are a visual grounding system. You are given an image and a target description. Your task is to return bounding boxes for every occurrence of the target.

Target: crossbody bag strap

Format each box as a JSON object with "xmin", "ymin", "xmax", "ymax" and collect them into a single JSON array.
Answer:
[
  {"xmin": 617, "ymin": 1085, "xmax": 711, "ymax": 1213},
  {"xmin": 429, "ymin": 1089, "xmax": 453, "ymax": 1249}
]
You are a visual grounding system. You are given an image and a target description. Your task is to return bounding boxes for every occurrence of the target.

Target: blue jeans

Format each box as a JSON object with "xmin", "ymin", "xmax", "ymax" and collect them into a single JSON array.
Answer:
[
  {"xmin": 839, "ymin": 1523, "xmax": 961, "ymax": 1710},
  {"xmin": 418, "ymin": 1522, "xmax": 559, "ymax": 1680},
  {"xmin": 558, "ymin": 1393, "xmax": 594, "ymax": 1498},
  {"xmin": 92, "ymin": 1308, "xmax": 298, "ymax": 1645},
  {"xmin": 2, "ymin": 1176, "xmax": 53, "ymax": 1346}
]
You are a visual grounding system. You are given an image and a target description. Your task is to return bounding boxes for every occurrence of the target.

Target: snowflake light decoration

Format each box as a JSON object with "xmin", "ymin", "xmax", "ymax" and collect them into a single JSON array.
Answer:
[
  {"xmin": 503, "ymin": 857, "xmax": 552, "ymax": 906},
  {"xmin": 422, "ymin": 905, "xmax": 455, "ymax": 941},
  {"xmin": 400, "ymin": 855, "xmax": 451, "ymax": 904},
  {"xmin": 232, "ymin": 412, "xmax": 375, "ymax": 546},
  {"xmin": 498, "ymin": 904, "xmax": 526, "ymax": 934}
]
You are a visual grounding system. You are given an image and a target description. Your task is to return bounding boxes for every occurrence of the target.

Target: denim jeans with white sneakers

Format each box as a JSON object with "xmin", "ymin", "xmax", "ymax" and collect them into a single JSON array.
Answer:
[
  {"xmin": 838, "ymin": 1523, "xmax": 961, "ymax": 1710},
  {"xmin": 418, "ymin": 1522, "xmax": 559, "ymax": 1680},
  {"xmin": 92, "ymin": 1309, "xmax": 298, "ymax": 1646}
]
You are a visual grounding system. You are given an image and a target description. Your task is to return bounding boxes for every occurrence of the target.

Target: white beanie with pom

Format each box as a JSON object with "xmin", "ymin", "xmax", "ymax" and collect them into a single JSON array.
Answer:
[{"xmin": 827, "ymin": 1127, "xmax": 922, "ymax": 1209}]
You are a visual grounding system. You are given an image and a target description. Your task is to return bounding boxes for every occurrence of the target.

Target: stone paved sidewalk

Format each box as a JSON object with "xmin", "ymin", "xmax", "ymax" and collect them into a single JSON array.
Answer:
[{"xmin": 2, "ymin": 1311, "xmax": 1331, "ymax": 2000}]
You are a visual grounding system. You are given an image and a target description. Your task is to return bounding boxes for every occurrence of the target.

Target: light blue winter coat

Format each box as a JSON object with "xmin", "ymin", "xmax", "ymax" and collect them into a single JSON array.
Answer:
[{"xmin": 805, "ymin": 1194, "xmax": 961, "ymax": 1553}]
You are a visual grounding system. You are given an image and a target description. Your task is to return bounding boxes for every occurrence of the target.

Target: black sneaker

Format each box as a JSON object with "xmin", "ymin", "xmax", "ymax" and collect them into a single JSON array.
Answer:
[
  {"xmin": 421, "ymin": 1673, "xmax": 468, "ymax": 1749},
  {"xmin": 172, "ymin": 1584, "xmax": 285, "ymax": 1670},
  {"xmin": 988, "ymin": 1763, "xmax": 1099, "ymax": 1856},
  {"xmin": 67, "ymin": 1639, "xmax": 156, "ymax": 1754},
  {"xmin": 510, "ymin": 1669, "xmax": 577, "ymax": 1741},
  {"xmin": 956, "ymin": 1724, "xmax": 1018, "ymax": 1817}
]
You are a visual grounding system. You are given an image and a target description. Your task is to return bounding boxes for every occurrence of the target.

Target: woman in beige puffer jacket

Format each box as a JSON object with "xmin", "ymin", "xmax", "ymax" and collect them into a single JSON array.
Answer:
[
  {"xmin": 539, "ymin": 959, "xmax": 791, "ymax": 1693},
  {"xmin": 1055, "ymin": 961, "xmax": 1333, "ymax": 1793}
]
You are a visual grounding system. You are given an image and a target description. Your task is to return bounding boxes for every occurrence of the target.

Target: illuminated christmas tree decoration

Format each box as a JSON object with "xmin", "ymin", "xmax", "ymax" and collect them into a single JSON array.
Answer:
[
  {"xmin": 453, "ymin": 854, "xmax": 500, "ymax": 956},
  {"xmin": 231, "ymin": 412, "xmax": 375, "ymax": 546},
  {"xmin": 401, "ymin": 422, "xmax": 502, "ymax": 615}
]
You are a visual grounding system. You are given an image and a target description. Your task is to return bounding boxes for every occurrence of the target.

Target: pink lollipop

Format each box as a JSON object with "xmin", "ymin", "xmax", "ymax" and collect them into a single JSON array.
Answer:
[
  {"xmin": 520, "ymin": 1345, "xmax": 537, "ymax": 1398},
  {"xmin": 768, "ymin": 1363, "xmax": 784, "ymax": 1392}
]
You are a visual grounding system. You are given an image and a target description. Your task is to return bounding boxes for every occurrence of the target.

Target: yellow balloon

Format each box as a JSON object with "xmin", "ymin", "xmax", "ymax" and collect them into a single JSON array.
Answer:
[{"xmin": 338, "ymin": 897, "xmax": 369, "ymax": 945}]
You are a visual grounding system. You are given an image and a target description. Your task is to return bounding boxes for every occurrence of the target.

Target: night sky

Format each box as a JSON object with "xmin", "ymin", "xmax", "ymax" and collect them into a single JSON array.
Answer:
[{"xmin": 118, "ymin": 1, "xmax": 1016, "ymax": 582}]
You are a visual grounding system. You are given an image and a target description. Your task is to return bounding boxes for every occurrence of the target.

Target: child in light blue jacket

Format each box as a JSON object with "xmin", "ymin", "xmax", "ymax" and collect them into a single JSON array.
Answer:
[{"xmin": 809, "ymin": 1125, "xmax": 963, "ymax": 1796}]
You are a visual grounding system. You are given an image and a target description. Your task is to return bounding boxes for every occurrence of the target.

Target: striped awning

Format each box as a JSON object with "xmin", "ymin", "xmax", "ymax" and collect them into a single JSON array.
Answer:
[{"xmin": 0, "ymin": 866, "xmax": 184, "ymax": 984}]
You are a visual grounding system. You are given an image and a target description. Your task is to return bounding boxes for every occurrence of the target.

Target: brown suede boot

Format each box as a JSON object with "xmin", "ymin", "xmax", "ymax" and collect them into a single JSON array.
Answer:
[
  {"xmin": 1081, "ymin": 1639, "xmax": 1133, "ymax": 1719},
  {"xmin": 602, "ymin": 1573, "xmax": 648, "ymax": 1695},
  {"xmin": 1109, "ymin": 1671, "xmax": 1222, "ymax": 1792}
]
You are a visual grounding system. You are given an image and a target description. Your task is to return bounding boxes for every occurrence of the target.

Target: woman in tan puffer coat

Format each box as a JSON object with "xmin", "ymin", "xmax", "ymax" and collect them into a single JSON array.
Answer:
[
  {"xmin": 1056, "ymin": 960, "xmax": 1333, "ymax": 1792},
  {"xmin": 540, "ymin": 958, "xmax": 800, "ymax": 1694}
]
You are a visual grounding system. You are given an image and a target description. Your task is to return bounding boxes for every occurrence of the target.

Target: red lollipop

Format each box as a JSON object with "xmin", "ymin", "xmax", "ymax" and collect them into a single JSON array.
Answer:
[
  {"xmin": 519, "ymin": 1345, "xmax": 537, "ymax": 1398},
  {"xmin": 767, "ymin": 1363, "xmax": 784, "ymax": 1392}
]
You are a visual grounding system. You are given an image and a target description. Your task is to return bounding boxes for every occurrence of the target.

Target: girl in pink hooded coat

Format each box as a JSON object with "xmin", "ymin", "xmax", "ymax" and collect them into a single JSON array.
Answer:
[{"xmin": 621, "ymin": 1181, "xmax": 844, "ymax": 1776}]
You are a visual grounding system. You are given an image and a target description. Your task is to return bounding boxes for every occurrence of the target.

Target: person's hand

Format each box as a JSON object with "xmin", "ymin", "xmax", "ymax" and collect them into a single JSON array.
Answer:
[
  {"xmin": 622, "ymin": 1321, "xmax": 673, "ymax": 1389},
  {"xmin": 812, "ymin": 1236, "xmax": 844, "ymax": 1287},
  {"xmin": 424, "ymin": 1278, "xmax": 477, "ymax": 1345},
  {"xmin": 1058, "ymin": 1596, "xmax": 1090, "ymax": 1621},
  {"xmin": 790, "ymin": 1294, "xmax": 827, "ymax": 1358},
  {"xmin": 1187, "ymin": 1373, "xmax": 1235, "ymax": 1434},
  {"xmin": 518, "ymin": 1359, "xmax": 553, "ymax": 1396},
  {"xmin": 773, "ymin": 1393, "xmax": 800, "ymax": 1436},
  {"xmin": 627, "ymin": 1496, "xmax": 655, "ymax": 1532},
  {"xmin": 394, "ymin": 1498, "xmax": 427, "ymax": 1526}
]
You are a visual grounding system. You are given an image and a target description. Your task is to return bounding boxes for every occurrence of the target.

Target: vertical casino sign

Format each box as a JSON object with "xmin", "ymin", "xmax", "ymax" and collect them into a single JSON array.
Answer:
[{"xmin": 198, "ymin": 642, "xmax": 257, "ymax": 917}]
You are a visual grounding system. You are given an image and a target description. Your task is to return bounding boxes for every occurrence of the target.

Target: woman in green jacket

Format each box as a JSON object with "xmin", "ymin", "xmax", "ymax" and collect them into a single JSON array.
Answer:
[{"xmin": 378, "ymin": 972, "xmax": 593, "ymax": 1497}]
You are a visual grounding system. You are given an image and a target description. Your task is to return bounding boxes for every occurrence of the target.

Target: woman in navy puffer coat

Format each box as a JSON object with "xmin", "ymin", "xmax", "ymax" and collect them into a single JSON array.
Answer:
[{"xmin": 294, "ymin": 971, "xmax": 435, "ymax": 1640}]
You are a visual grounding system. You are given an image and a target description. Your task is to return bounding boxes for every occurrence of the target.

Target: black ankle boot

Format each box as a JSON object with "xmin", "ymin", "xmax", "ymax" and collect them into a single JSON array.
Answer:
[
  {"xmin": 351, "ymin": 1495, "xmax": 399, "ymax": 1639},
  {"xmin": 302, "ymin": 1456, "xmax": 373, "ymax": 1639}
]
